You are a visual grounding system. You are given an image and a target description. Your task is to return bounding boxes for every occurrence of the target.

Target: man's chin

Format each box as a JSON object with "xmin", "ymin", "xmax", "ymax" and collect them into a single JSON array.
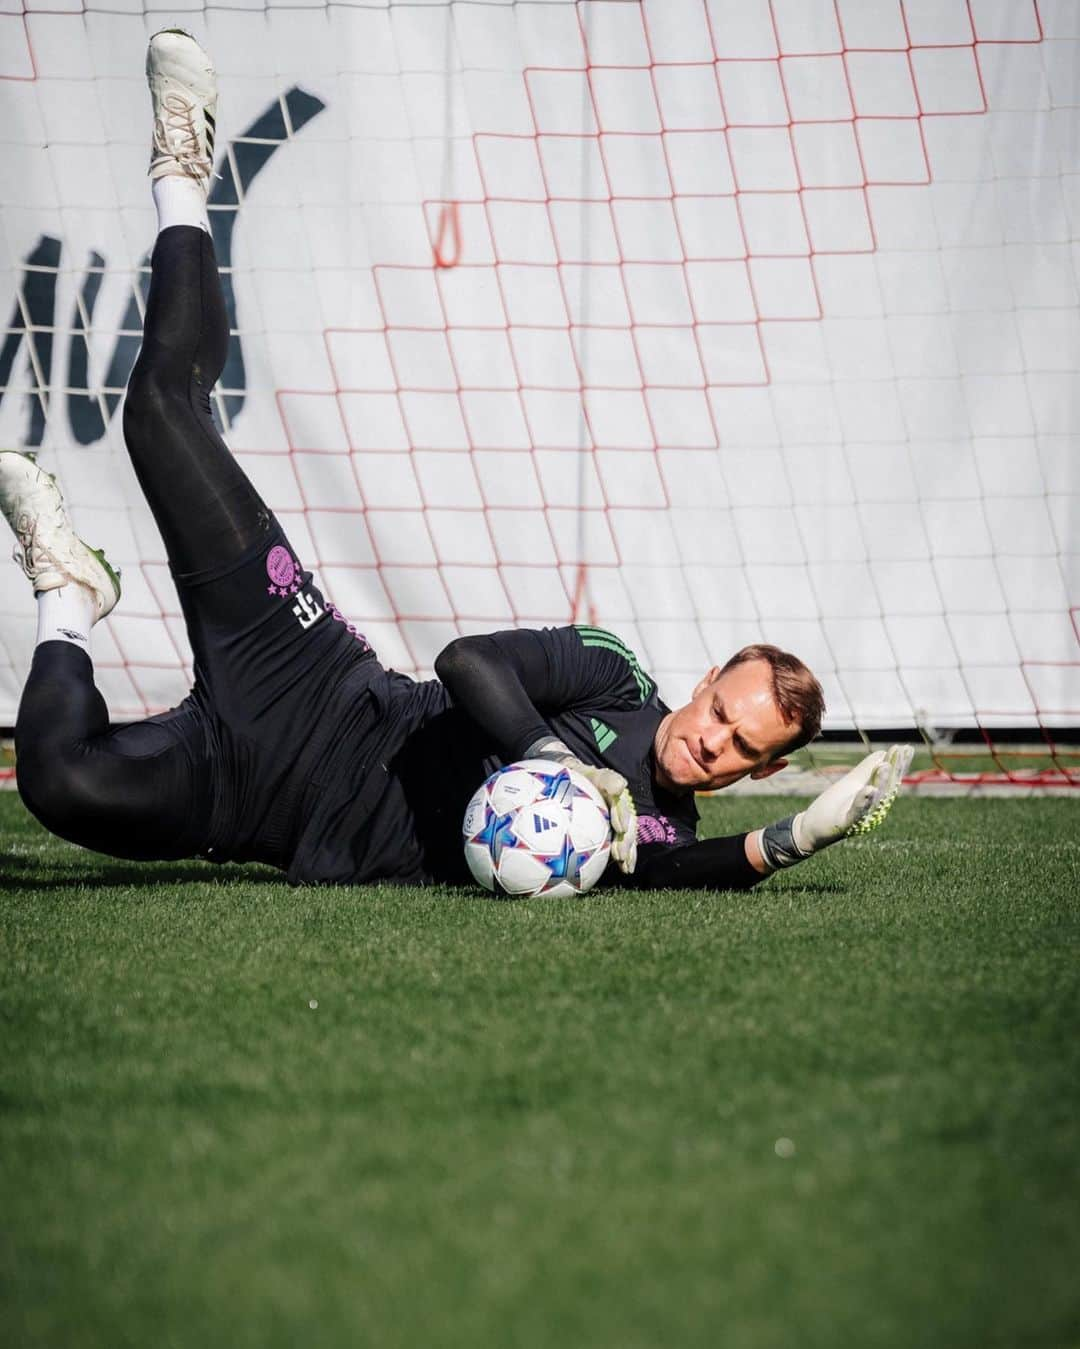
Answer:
[
  {"xmin": 657, "ymin": 752, "xmax": 701, "ymax": 792},
  {"xmin": 682, "ymin": 748, "xmax": 710, "ymax": 786},
  {"xmin": 672, "ymin": 761, "xmax": 750, "ymax": 793}
]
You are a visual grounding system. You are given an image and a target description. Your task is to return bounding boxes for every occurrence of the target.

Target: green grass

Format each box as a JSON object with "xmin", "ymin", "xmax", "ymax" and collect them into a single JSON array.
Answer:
[
  {"xmin": 787, "ymin": 740, "xmax": 1080, "ymax": 781},
  {"xmin": 1, "ymin": 792, "xmax": 1078, "ymax": 1349}
]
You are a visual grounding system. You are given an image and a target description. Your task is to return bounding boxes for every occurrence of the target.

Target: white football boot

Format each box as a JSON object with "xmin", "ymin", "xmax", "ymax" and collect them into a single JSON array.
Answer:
[
  {"xmin": 147, "ymin": 28, "xmax": 218, "ymax": 188},
  {"xmin": 0, "ymin": 451, "xmax": 120, "ymax": 623}
]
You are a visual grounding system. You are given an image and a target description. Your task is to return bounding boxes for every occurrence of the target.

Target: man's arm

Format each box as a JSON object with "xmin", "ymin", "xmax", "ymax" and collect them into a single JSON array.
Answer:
[
  {"xmin": 753, "ymin": 745, "xmax": 912, "ymax": 872},
  {"xmin": 630, "ymin": 746, "xmax": 913, "ymax": 892},
  {"xmin": 433, "ymin": 631, "xmax": 553, "ymax": 763},
  {"xmin": 631, "ymin": 834, "xmax": 763, "ymax": 890},
  {"xmin": 435, "ymin": 628, "xmax": 640, "ymax": 872}
]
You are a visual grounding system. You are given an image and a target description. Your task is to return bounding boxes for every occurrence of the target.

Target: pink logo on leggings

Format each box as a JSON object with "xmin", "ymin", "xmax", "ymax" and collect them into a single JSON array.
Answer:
[{"xmin": 266, "ymin": 545, "xmax": 301, "ymax": 597}]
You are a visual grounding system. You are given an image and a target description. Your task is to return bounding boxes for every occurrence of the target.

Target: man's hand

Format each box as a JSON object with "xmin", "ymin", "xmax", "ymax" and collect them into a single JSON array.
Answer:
[
  {"xmin": 795, "ymin": 743, "xmax": 913, "ymax": 852},
  {"xmin": 527, "ymin": 738, "xmax": 638, "ymax": 874},
  {"xmin": 566, "ymin": 759, "xmax": 638, "ymax": 875},
  {"xmin": 757, "ymin": 744, "xmax": 913, "ymax": 870}
]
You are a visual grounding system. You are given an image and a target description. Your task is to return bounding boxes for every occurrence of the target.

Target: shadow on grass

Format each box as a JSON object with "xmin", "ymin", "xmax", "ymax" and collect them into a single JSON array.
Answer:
[
  {"xmin": 766, "ymin": 880, "xmax": 847, "ymax": 896},
  {"xmin": 0, "ymin": 849, "xmax": 490, "ymax": 900},
  {"xmin": 0, "ymin": 852, "xmax": 284, "ymax": 892},
  {"xmin": 0, "ymin": 837, "xmax": 850, "ymax": 901}
]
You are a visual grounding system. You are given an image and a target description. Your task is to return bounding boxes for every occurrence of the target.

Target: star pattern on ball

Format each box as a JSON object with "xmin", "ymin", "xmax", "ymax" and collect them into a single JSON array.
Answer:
[
  {"xmin": 475, "ymin": 807, "xmax": 519, "ymax": 867},
  {"xmin": 539, "ymin": 833, "xmax": 586, "ymax": 893},
  {"xmin": 536, "ymin": 767, "xmax": 573, "ymax": 807}
]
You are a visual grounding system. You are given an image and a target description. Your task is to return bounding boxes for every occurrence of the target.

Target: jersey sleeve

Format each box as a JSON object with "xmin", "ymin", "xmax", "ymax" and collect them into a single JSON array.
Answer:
[
  {"xmin": 516, "ymin": 624, "xmax": 655, "ymax": 712},
  {"xmin": 629, "ymin": 834, "xmax": 762, "ymax": 891},
  {"xmin": 434, "ymin": 625, "xmax": 653, "ymax": 761}
]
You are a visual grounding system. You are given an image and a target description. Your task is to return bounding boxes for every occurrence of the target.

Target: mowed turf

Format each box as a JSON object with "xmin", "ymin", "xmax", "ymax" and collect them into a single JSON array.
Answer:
[{"xmin": 1, "ymin": 791, "xmax": 1077, "ymax": 1349}]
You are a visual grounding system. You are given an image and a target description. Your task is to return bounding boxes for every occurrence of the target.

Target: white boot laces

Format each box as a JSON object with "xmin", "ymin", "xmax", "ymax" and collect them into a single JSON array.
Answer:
[{"xmin": 155, "ymin": 90, "xmax": 210, "ymax": 177}]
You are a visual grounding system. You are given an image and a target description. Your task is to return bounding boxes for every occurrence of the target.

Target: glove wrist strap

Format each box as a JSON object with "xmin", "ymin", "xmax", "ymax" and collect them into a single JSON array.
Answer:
[
  {"xmin": 760, "ymin": 813, "xmax": 810, "ymax": 870},
  {"xmin": 525, "ymin": 736, "xmax": 574, "ymax": 764}
]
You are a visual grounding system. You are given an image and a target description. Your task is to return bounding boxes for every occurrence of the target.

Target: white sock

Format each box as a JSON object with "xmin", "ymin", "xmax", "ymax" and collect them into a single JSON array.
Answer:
[
  {"xmin": 152, "ymin": 174, "xmax": 210, "ymax": 234},
  {"xmin": 36, "ymin": 584, "xmax": 97, "ymax": 653}
]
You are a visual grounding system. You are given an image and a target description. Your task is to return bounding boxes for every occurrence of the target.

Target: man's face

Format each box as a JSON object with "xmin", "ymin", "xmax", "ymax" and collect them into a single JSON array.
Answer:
[{"xmin": 652, "ymin": 659, "xmax": 795, "ymax": 793}]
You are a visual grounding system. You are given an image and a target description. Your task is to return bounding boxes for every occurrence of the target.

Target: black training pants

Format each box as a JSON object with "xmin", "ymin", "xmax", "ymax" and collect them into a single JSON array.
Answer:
[{"xmin": 15, "ymin": 226, "xmax": 360, "ymax": 862}]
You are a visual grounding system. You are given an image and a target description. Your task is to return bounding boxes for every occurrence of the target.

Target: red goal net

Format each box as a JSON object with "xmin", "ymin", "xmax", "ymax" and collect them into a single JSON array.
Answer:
[{"xmin": 1, "ymin": 0, "xmax": 1077, "ymax": 786}]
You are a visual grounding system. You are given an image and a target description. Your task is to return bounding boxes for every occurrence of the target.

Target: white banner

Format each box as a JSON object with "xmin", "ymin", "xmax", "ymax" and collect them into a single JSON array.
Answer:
[{"xmin": 1, "ymin": 0, "xmax": 1077, "ymax": 731}]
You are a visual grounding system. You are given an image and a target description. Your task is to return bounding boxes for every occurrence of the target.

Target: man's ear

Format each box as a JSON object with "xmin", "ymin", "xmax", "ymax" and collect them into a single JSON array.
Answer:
[
  {"xmin": 749, "ymin": 758, "xmax": 788, "ymax": 781},
  {"xmin": 693, "ymin": 666, "xmax": 722, "ymax": 698}
]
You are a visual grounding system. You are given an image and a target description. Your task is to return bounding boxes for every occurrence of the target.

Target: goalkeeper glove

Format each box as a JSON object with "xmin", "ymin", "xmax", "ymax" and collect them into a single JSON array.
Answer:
[
  {"xmin": 527, "ymin": 738, "xmax": 637, "ymax": 875},
  {"xmin": 757, "ymin": 744, "xmax": 913, "ymax": 870}
]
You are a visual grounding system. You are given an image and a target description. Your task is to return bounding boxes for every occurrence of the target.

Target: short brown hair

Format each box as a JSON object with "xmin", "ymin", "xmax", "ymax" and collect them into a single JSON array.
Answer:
[{"xmin": 719, "ymin": 644, "xmax": 825, "ymax": 757}]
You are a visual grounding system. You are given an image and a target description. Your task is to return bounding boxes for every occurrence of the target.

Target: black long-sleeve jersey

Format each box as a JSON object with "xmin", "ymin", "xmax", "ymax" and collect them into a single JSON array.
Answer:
[{"xmin": 283, "ymin": 625, "xmax": 759, "ymax": 892}]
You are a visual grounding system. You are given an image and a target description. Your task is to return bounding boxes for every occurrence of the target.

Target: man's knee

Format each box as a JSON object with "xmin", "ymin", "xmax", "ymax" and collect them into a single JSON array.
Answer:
[
  {"xmin": 123, "ymin": 362, "xmax": 184, "ymax": 461},
  {"xmin": 16, "ymin": 747, "xmax": 102, "ymax": 846},
  {"xmin": 15, "ymin": 733, "xmax": 126, "ymax": 836}
]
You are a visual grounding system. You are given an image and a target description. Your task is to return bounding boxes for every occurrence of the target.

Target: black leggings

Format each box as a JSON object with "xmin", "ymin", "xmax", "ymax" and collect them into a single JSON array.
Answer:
[{"xmin": 15, "ymin": 226, "xmax": 274, "ymax": 859}]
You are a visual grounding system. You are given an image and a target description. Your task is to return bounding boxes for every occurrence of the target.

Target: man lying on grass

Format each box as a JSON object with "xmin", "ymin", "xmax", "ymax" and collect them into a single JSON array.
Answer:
[{"xmin": 0, "ymin": 30, "xmax": 911, "ymax": 893}]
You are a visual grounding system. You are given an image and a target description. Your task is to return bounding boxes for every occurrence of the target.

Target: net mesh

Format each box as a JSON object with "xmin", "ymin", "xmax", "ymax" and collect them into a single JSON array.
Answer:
[{"xmin": 1, "ymin": 0, "xmax": 1078, "ymax": 786}]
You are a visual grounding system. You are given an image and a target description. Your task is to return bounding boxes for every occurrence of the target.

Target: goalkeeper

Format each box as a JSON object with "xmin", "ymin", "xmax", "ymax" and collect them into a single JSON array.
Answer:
[{"xmin": 0, "ymin": 31, "xmax": 910, "ymax": 893}]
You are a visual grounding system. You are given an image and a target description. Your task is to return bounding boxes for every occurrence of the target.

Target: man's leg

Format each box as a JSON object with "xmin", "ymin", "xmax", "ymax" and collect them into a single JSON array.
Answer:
[
  {"xmin": 120, "ymin": 33, "xmax": 344, "ymax": 711},
  {"xmin": 122, "ymin": 222, "xmax": 272, "ymax": 579},
  {"xmin": 7, "ymin": 30, "xmax": 357, "ymax": 867},
  {"xmin": 4, "ymin": 31, "xmax": 239, "ymax": 860},
  {"xmin": 122, "ymin": 30, "xmax": 270, "ymax": 580},
  {"xmin": 1, "ymin": 451, "xmax": 212, "ymax": 859},
  {"xmin": 15, "ymin": 644, "xmax": 212, "ymax": 860}
]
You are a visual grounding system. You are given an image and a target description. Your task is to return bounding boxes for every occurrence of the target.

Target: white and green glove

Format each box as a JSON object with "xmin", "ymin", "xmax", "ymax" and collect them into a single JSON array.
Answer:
[
  {"xmin": 758, "ymin": 744, "xmax": 913, "ymax": 870},
  {"xmin": 528, "ymin": 737, "xmax": 637, "ymax": 875}
]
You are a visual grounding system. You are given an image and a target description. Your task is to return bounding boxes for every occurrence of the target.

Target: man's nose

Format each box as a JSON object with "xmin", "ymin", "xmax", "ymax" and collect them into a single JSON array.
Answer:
[{"xmin": 700, "ymin": 723, "xmax": 730, "ymax": 760}]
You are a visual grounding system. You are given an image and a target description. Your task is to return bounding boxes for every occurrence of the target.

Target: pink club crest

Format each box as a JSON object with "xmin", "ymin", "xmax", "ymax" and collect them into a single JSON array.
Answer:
[
  {"xmin": 637, "ymin": 815, "xmax": 677, "ymax": 846},
  {"xmin": 266, "ymin": 545, "xmax": 297, "ymax": 589}
]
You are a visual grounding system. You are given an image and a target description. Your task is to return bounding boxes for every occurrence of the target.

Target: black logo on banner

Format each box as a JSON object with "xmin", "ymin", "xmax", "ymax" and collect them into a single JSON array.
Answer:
[{"xmin": 0, "ymin": 88, "xmax": 325, "ymax": 446}]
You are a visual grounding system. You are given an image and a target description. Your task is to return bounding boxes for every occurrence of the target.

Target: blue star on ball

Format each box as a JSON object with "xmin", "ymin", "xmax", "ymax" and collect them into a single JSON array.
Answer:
[
  {"xmin": 539, "ymin": 833, "xmax": 585, "ymax": 892},
  {"xmin": 475, "ymin": 808, "xmax": 520, "ymax": 866}
]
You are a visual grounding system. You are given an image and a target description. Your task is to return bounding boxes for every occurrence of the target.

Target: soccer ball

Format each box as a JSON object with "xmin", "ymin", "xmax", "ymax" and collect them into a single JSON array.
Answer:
[{"xmin": 462, "ymin": 759, "xmax": 612, "ymax": 898}]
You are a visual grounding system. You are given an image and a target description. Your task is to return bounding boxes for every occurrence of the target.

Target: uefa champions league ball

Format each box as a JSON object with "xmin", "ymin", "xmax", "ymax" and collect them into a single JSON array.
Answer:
[{"xmin": 462, "ymin": 759, "xmax": 612, "ymax": 898}]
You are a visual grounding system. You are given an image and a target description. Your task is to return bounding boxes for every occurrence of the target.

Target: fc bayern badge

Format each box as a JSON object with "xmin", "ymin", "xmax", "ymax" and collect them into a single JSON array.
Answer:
[
  {"xmin": 266, "ymin": 545, "xmax": 295, "ymax": 588},
  {"xmin": 265, "ymin": 545, "xmax": 302, "ymax": 598}
]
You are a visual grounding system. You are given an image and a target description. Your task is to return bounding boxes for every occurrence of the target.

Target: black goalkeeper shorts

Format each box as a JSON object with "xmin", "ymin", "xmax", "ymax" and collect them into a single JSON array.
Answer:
[{"xmin": 167, "ymin": 521, "xmax": 377, "ymax": 867}]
